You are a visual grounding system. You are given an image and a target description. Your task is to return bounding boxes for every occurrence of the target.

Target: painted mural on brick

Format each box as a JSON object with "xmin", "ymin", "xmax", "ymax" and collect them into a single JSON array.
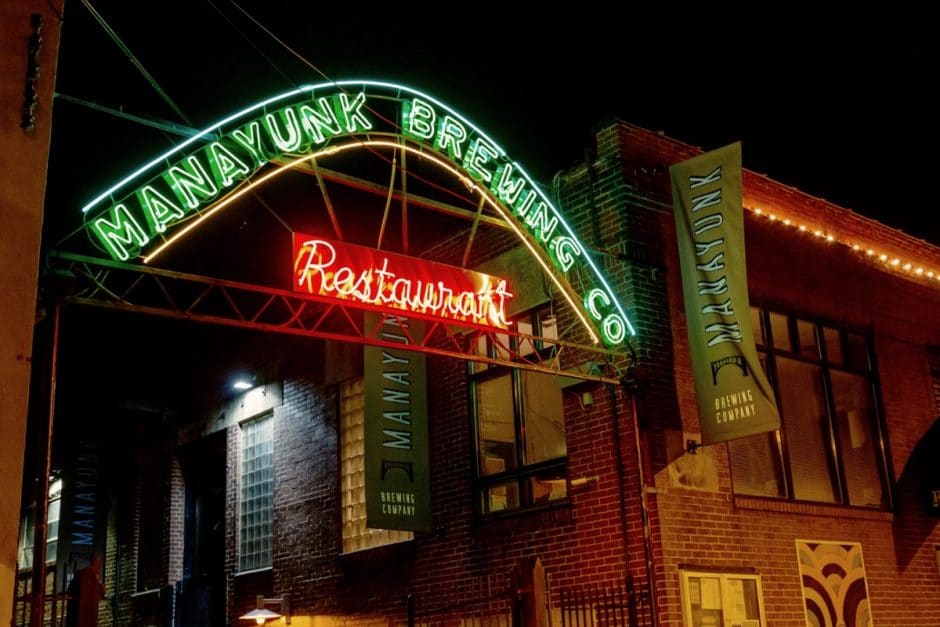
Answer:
[{"xmin": 796, "ymin": 540, "xmax": 872, "ymax": 627}]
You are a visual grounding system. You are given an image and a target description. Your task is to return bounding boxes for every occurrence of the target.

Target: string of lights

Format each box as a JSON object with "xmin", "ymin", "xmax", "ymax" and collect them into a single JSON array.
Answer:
[{"xmin": 747, "ymin": 205, "xmax": 940, "ymax": 286}]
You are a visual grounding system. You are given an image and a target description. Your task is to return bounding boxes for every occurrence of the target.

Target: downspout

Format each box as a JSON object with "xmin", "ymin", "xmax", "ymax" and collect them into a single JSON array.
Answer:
[
  {"xmin": 605, "ymin": 383, "xmax": 634, "ymax": 584},
  {"xmin": 622, "ymin": 370, "xmax": 657, "ymax": 626}
]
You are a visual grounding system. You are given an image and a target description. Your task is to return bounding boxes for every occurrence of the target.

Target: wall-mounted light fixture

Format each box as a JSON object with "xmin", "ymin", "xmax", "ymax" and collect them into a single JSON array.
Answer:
[
  {"xmin": 232, "ymin": 372, "xmax": 255, "ymax": 390},
  {"xmin": 239, "ymin": 594, "xmax": 290, "ymax": 625},
  {"xmin": 569, "ymin": 475, "xmax": 599, "ymax": 488}
]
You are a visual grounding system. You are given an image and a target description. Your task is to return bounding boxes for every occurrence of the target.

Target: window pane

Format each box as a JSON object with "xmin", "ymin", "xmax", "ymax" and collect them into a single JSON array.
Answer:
[
  {"xmin": 540, "ymin": 313, "xmax": 559, "ymax": 352},
  {"xmin": 476, "ymin": 374, "xmax": 516, "ymax": 475},
  {"xmin": 823, "ymin": 326, "xmax": 843, "ymax": 364},
  {"xmin": 493, "ymin": 332, "xmax": 511, "ymax": 360},
  {"xmin": 769, "ymin": 312, "xmax": 790, "ymax": 350},
  {"xmin": 470, "ymin": 335, "xmax": 489, "ymax": 373},
  {"xmin": 830, "ymin": 370, "xmax": 885, "ymax": 507},
  {"xmin": 740, "ymin": 579, "xmax": 761, "ymax": 620},
  {"xmin": 521, "ymin": 371, "xmax": 566, "ymax": 465},
  {"xmin": 777, "ymin": 357, "xmax": 838, "ymax": 503},
  {"xmin": 529, "ymin": 465, "xmax": 567, "ymax": 504},
  {"xmin": 687, "ymin": 576, "xmax": 724, "ymax": 626},
  {"xmin": 481, "ymin": 480, "xmax": 519, "ymax": 514},
  {"xmin": 846, "ymin": 333, "xmax": 870, "ymax": 371},
  {"xmin": 750, "ymin": 307, "xmax": 765, "ymax": 346},
  {"xmin": 728, "ymin": 431, "xmax": 785, "ymax": 497},
  {"xmin": 517, "ymin": 318, "xmax": 535, "ymax": 357},
  {"xmin": 796, "ymin": 319, "xmax": 819, "ymax": 359},
  {"xmin": 239, "ymin": 416, "xmax": 273, "ymax": 571}
]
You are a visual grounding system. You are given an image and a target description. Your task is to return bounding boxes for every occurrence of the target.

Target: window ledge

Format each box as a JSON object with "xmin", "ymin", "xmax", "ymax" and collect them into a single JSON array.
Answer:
[
  {"xmin": 734, "ymin": 496, "xmax": 893, "ymax": 522},
  {"xmin": 477, "ymin": 498, "xmax": 572, "ymax": 525},
  {"xmin": 130, "ymin": 588, "xmax": 162, "ymax": 599},
  {"xmin": 234, "ymin": 567, "xmax": 272, "ymax": 578}
]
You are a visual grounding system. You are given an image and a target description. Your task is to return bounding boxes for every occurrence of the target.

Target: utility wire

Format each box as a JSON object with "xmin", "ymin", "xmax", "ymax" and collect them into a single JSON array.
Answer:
[
  {"xmin": 204, "ymin": 0, "xmax": 298, "ymax": 89},
  {"xmin": 79, "ymin": 0, "xmax": 192, "ymax": 125},
  {"xmin": 227, "ymin": 0, "xmax": 331, "ymax": 82}
]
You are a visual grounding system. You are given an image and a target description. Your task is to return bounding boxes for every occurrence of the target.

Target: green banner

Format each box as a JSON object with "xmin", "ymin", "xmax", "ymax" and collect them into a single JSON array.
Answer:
[
  {"xmin": 670, "ymin": 143, "xmax": 780, "ymax": 445},
  {"xmin": 364, "ymin": 313, "xmax": 431, "ymax": 531}
]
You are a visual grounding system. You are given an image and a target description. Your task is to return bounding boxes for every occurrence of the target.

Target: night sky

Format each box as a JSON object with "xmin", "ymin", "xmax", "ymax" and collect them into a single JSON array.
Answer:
[{"xmin": 45, "ymin": 3, "xmax": 939, "ymax": 248}]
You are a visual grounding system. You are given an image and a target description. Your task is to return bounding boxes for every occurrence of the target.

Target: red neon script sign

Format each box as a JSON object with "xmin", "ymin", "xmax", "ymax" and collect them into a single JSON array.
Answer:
[{"xmin": 292, "ymin": 234, "xmax": 513, "ymax": 329}]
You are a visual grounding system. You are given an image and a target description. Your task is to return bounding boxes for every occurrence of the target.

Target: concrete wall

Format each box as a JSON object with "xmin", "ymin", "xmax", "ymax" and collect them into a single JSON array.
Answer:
[{"xmin": 0, "ymin": 1, "xmax": 64, "ymax": 621}]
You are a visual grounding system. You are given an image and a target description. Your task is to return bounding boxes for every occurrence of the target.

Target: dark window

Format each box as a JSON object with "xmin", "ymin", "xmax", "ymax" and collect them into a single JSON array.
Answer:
[
  {"xmin": 728, "ymin": 308, "xmax": 889, "ymax": 508},
  {"xmin": 471, "ymin": 308, "xmax": 568, "ymax": 516}
]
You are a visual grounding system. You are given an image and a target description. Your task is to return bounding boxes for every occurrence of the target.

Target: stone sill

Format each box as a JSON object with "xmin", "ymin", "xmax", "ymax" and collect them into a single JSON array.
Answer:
[{"xmin": 734, "ymin": 495, "xmax": 894, "ymax": 522}]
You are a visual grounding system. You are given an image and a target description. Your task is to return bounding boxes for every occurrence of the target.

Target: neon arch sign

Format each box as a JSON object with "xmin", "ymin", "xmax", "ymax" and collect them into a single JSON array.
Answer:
[{"xmin": 81, "ymin": 80, "xmax": 635, "ymax": 346}]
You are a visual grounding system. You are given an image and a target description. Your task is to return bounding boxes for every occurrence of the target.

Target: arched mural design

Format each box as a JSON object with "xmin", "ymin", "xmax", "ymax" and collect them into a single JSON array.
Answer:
[{"xmin": 80, "ymin": 81, "xmax": 634, "ymax": 347}]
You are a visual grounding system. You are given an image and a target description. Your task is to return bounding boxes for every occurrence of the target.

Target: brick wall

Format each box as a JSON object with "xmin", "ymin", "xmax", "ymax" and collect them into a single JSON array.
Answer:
[
  {"xmin": 611, "ymin": 122, "xmax": 940, "ymax": 625},
  {"xmin": 96, "ymin": 118, "xmax": 940, "ymax": 627}
]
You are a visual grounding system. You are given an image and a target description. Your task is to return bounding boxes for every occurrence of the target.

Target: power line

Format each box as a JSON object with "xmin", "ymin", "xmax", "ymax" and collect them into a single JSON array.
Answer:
[
  {"xmin": 204, "ymin": 0, "xmax": 298, "ymax": 89},
  {"xmin": 79, "ymin": 0, "xmax": 192, "ymax": 125},
  {"xmin": 227, "ymin": 0, "xmax": 332, "ymax": 82}
]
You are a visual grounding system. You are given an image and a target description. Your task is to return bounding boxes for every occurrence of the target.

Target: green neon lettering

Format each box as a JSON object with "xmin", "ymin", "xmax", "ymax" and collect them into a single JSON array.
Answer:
[
  {"xmin": 165, "ymin": 155, "xmax": 218, "ymax": 210},
  {"xmin": 402, "ymin": 98, "xmax": 435, "ymax": 140},
  {"xmin": 78, "ymin": 81, "xmax": 637, "ymax": 345},
  {"xmin": 523, "ymin": 201, "xmax": 558, "ymax": 243},
  {"xmin": 230, "ymin": 121, "xmax": 268, "ymax": 167},
  {"xmin": 585, "ymin": 288, "xmax": 609, "ymax": 322},
  {"xmin": 206, "ymin": 142, "xmax": 251, "ymax": 187},
  {"xmin": 602, "ymin": 314, "xmax": 627, "ymax": 345},
  {"xmin": 462, "ymin": 137, "xmax": 499, "ymax": 183},
  {"xmin": 550, "ymin": 236, "xmax": 583, "ymax": 272},
  {"xmin": 263, "ymin": 107, "xmax": 304, "ymax": 152},
  {"xmin": 514, "ymin": 189, "xmax": 537, "ymax": 218},
  {"xmin": 137, "ymin": 185, "xmax": 184, "ymax": 234},
  {"xmin": 491, "ymin": 163, "xmax": 526, "ymax": 205},
  {"xmin": 91, "ymin": 204, "xmax": 150, "ymax": 261},
  {"xmin": 335, "ymin": 92, "xmax": 372, "ymax": 133},
  {"xmin": 297, "ymin": 97, "xmax": 342, "ymax": 144},
  {"xmin": 435, "ymin": 115, "xmax": 467, "ymax": 160}
]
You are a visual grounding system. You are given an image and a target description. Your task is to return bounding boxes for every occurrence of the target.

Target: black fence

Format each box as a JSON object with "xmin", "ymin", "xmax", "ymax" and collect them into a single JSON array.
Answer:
[
  {"xmin": 558, "ymin": 581, "xmax": 652, "ymax": 627},
  {"xmin": 403, "ymin": 574, "xmax": 652, "ymax": 627}
]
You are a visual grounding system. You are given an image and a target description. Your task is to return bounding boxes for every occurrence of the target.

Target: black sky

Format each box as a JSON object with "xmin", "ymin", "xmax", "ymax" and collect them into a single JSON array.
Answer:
[{"xmin": 45, "ymin": 3, "xmax": 939, "ymax": 246}]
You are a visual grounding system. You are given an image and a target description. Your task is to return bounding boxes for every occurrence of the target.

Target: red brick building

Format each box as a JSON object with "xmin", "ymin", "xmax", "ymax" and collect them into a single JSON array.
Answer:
[{"xmin": 17, "ymin": 102, "xmax": 940, "ymax": 627}]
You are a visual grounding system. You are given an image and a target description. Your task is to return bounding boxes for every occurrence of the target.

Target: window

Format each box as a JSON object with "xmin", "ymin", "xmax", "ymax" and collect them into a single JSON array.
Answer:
[
  {"xmin": 340, "ymin": 378, "xmax": 412, "ymax": 552},
  {"xmin": 16, "ymin": 477, "xmax": 62, "ymax": 571},
  {"xmin": 239, "ymin": 415, "xmax": 273, "ymax": 571},
  {"xmin": 471, "ymin": 307, "xmax": 568, "ymax": 515},
  {"xmin": 679, "ymin": 570, "xmax": 766, "ymax": 627},
  {"xmin": 136, "ymin": 436, "xmax": 164, "ymax": 591},
  {"xmin": 728, "ymin": 308, "xmax": 888, "ymax": 507}
]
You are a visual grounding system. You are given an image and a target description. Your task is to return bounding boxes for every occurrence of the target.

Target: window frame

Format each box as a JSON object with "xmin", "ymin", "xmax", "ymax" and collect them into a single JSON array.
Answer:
[
  {"xmin": 469, "ymin": 306, "xmax": 569, "ymax": 518},
  {"xmin": 237, "ymin": 412, "xmax": 274, "ymax": 573},
  {"xmin": 678, "ymin": 569, "xmax": 767, "ymax": 627},
  {"xmin": 731, "ymin": 307, "xmax": 892, "ymax": 509}
]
